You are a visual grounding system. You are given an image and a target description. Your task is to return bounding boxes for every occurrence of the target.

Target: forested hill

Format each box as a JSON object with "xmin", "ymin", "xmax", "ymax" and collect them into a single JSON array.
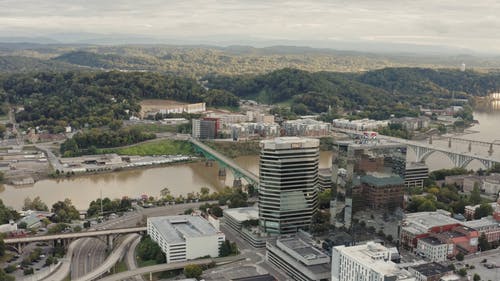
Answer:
[
  {"xmin": 206, "ymin": 68, "xmax": 500, "ymax": 116},
  {"xmin": 0, "ymin": 71, "xmax": 238, "ymax": 132}
]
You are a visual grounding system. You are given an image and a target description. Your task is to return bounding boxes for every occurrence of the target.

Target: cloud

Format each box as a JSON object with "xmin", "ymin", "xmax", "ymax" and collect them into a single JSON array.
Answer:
[{"xmin": 0, "ymin": 0, "xmax": 499, "ymax": 52}]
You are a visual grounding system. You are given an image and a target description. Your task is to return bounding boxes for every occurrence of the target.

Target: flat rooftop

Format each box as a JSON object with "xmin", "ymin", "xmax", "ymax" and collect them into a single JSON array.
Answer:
[
  {"xmin": 148, "ymin": 215, "xmax": 219, "ymax": 244},
  {"xmin": 279, "ymin": 237, "xmax": 328, "ymax": 261},
  {"xmin": 463, "ymin": 216, "xmax": 499, "ymax": 229},
  {"xmin": 361, "ymin": 174, "xmax": 404, "ymax": 187},
  {"xmin": 334, "ymin": 242, "xmax": 411, "ymax": 279},
  {"xmin": 260, "ymin": 137, "xmax": 319, "ymax": 150},
  {"xmin": 223, "ymin": 207, "xmax": 259, "ymax": 223},
  {"xmin": 420, "ymin": 236, "xmax": 444, "ymax": 246},
  {"xmin": 411, "ymin": 262, "xmax": 450, "ymax": 276},
  {"xmin": 402, "ymin": 212, "xmax": 460, "ymax": 235}
]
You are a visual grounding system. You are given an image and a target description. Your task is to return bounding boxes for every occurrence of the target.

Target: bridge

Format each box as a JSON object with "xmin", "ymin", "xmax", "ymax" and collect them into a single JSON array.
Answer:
[
  {"xmin": 331, "ymin": 128, "xmax": 500, "ymax": 169},
  {"xmin": 4, "ymin": 227, "xmax": 146, "ymax": 253},
  {"xmin": 189, "ymin": 137, "xmax": 259, "ymax": 186},
  {"xmin": 98, "ymin": 256, "xmax": 244, "ymax": 281}
]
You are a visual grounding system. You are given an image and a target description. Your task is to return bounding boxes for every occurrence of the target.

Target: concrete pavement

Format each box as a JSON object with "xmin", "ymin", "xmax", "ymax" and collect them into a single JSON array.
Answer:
[{"xmin": 73, "ymin": 234, "xmax": 139, "ymax": 281}]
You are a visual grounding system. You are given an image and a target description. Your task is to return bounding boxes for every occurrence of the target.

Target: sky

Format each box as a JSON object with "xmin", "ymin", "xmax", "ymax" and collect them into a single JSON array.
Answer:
[{"xmin": 1, "ymin": 0, "xmax": 500, "ymax": 53}]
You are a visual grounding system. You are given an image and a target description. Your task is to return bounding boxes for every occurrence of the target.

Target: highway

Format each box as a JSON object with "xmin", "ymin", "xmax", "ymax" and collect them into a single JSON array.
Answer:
[
  {"xmin": 70, "ymin": 238, "xmax": 107, "ymax": 280},
  {"xmin": 41, "ymin": 240, "xmax": 79, "ymax": 281},
  {"xmin": 124, "ymin": 236, "xmax": 143, "ymax": 281},
  {"xmin": 98, "ymin": 256, "xmax": 243, "ymax": 281},
  {"xmin": 4, "ymin": 227, "xmax": 146, "ymax": 244},
  {"xmin": 73, "ymin": 234, "xmax": 139, "ymax": 281}
]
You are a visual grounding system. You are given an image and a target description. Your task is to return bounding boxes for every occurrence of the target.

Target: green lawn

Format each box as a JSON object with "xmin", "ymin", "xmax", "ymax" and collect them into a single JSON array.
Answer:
[
  {"xmin": 98, "ymin": 139, "xmax": 194, "ymax": 156},
  {"xmin": 137, "ymin": 258, "xmax": 158, "ymax": 268}
]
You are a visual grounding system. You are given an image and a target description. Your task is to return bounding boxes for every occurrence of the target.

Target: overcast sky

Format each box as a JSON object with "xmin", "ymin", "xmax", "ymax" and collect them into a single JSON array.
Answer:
[{"xmin": 1, "ymin": 0, "xmax": 500, "ymax": 53}]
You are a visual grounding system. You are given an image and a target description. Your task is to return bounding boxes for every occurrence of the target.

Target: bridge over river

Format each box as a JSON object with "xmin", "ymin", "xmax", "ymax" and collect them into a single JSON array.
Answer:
[{"xmin": 331, "ymin": 128, "xmax": 500, "ymax": 169}]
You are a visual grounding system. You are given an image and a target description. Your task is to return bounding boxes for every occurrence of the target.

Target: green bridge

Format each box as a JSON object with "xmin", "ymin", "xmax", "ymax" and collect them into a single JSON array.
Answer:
[{"xmin": 189, "ymin": 137, "xmax": 259, "ymax": 187}]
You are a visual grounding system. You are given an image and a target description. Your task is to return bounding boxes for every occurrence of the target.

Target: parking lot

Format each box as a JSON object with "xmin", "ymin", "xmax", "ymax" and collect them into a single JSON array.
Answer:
[{"xmin": 457, "ymin": 249, "xmax": 500, "ymax": 281}]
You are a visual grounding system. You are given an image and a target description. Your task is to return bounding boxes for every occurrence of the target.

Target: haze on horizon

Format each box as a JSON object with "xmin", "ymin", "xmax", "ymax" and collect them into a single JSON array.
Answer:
[{"xmin": 1, "ymin": 0, "xmax": 499, "ymax": 54}]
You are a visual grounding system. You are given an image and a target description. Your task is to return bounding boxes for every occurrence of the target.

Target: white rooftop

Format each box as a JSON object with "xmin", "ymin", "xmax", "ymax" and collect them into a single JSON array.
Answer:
[
  {"xmin": 223, "ymin": 207, "xmax": 259, "ymax": 223},
  {"xmin": 148, "ymin": 215, "xmax": 220, "ymax": 244},
  {"xmin": 463, "ymin": 216, "xmax": 500, "ymax": 229},
  {"xmin": 334, "ymin": 242, "xmax": 413, "ymax": 280},
  {"xmin": 402, "ymin": 212, "xmax": 460, "ymax": 235},
  {"xmin": 260, "ymin": 137, "xmax": 319, "ymax": 150}
]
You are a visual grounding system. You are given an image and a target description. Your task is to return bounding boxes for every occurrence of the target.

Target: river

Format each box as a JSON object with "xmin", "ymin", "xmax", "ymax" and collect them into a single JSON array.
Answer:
[
  {"xmin": 0, "ymin": 153, "xmax": 333, "ymax": 210},
  {"xmin": 1, "ymin": 109, "xmax": 499, "ymax": 210}
]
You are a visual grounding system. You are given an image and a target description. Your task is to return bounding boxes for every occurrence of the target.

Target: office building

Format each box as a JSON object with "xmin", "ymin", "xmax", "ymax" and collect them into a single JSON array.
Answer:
[
  {"xmin": 331, "ymin": 140, "xmax": 406, "ymax": 228},
  {"xmin": 416, "ymin": 237, "xmax": 449, "ymax": 262},
  {"xmin": 318, "ymin": 168, "xmax": 333, "ymax": 191},
  {"xmin": 259, "ymin": 137, "xmax": 319, "ymax": 234},
  {"xmin": 147, "ymin": 215, "xmax": 225, "ymax": 263},
  {"xmin": 331, "ymin": 242, "xmax": 415, "ymax": 281},
  {"xmin": 192, "ymin": 118, "xmax": 219, "ymax": 139},
  {"xmin": 405, "ymin": 162, "xmax": 429, "ymax": 189},
  {"xmin": 352, "ymin": 173, "xmax": 405, "ymax": 210},
  {"xmin": 266, "ymin": 233, "xmax": 331, "ymax": 281}
]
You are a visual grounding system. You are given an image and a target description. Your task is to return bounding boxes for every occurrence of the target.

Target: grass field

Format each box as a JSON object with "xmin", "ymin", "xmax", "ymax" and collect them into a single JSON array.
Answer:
[
  {"xmin": 99, "ymin": 139, "xmax": 194, "ymax": 156},
  {"xmin": 113, "ymin": 261, "xmax": 128, "ymax": 273}
]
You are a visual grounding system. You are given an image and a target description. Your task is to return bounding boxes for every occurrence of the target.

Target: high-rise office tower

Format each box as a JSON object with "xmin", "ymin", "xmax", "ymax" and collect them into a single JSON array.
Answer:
[{"xmin": 259, "ymin": 137, "xmax": 320, "ymax": 234}]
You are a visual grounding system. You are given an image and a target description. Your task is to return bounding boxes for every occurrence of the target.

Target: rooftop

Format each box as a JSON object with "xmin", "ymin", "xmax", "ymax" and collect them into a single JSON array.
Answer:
[
  {"xmin": 463, "ymin": 216, "xmax": 500, "ymax": 229},
  {"xmin": 410, "ymin": 262, "xmax": 451, "ymax": 276},
  {"xmin": 334, "ymin": 242, "xmax": 412, "ymax": 279},
  {"xmin": 148, "ymin": 215, "xmax": 220, "ymax": 244},
  {"xmin": 260, "ymin": 137, "xmax": 319, "ymax": 150},
  {"xmin": 402, "ymin": 212, "xmax": 461, "ymax": 235},
  {"xmin": 360, "ymin": 173, "xmax": 404, "ymax": 187},
  {"xmin": 223, "ymin": 207, "xmax": 259, "ymax": 223},
  {"xmin": 419, "ymin": 236, "xmax": 444, "ymax": 246}
]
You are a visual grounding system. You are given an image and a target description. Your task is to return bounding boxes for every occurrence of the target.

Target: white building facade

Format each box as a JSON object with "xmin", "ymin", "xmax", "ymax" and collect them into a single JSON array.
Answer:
[{"xmin": 147, "ymin": 215, "xmax": 225, "ymax": 263}]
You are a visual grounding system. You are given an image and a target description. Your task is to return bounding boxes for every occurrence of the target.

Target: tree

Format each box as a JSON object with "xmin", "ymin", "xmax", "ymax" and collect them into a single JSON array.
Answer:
[
  {"xmin": 456, "ymin": 252, "xmax": 464, "ymax": 261},
  {"xmin": 457, "ymin": 268, "xmax": 467, "ymax": 277},
  {"xmin": 478, "ymin": 233, "xmax": 491, "ymax": 251},
  {"xmin": 469, "ymin": 184, "xmax": 482, "ymax": 205},
  {"xmin": 23, "ymin": 196, "xmax": 49, "ymax": 211},
  {"xmin": 0, "ymin": 268, "xmax": 15, "ymax": 281},
  {"xmin": 51, "ymin": 199, "xmax": 80, "ymax": 223},
  {"xmin": 473, "ymin": 273, "xmax": 481, "ymax": 281},
  {"xmin": 0, "ymin": 237, "xmax": 5, "ymax": 257},
  {"xmin": 184, "ymin": 264, "xmax": 203, "ymax": 279},
  {"xmin": 474, "ymin": 203, "xmax": 494, "ymax": 219}
]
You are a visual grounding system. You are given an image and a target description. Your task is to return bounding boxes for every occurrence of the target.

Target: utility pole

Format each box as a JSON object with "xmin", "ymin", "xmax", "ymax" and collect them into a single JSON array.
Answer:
[{"xmin": 100, "ymin": 189, "xmax": 103, "ymax": 216}]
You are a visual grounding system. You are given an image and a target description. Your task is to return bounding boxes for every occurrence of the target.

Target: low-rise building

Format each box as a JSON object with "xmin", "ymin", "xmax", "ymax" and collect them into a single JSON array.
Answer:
[
  {"xmin": 405, "ymin": 162, "xmax": 429, "ymax": 189},
  {"xmin": 332, "ymin": 242, "xmax": 415, "ymax": 281},
  {"xmin": 390, "ymin": 117, "xmax": 430, "ymax": 131},
  {"xmin": 408, "ymin": 262, "xmax": 452, "ymax": 281},
  {"xmin": 481, "ymin": 174, "xmax": 500, "ymax": 195},
  {"xmin": 464, "ymin": 202, "xmax": 498, "ymax": 220},
  {"xmin": 416, "ymin": 237, "xmax": 449, "ymax": 262},
  {"xmin": 223, "ymin": 207, "xmax": 268, "ymax": 248},
  {"xmin": 283, "ymin": 119, "xmax": 331, "ymax": 137},
  {"xmin": 400, "ymin": 211, "xmax": 461, "ymax": 249},
  {"xmin": 463, "ymin": 216, "xmax": 500, "ymax": 243},
  {"xmin": 332, "ymin": 118, "xmax": 388, "ymax": 131},
  {"xmin": 147, "ymin": 215, "xmax": 225, "ymax": 263},
  {"xmin": 267, "ymin": 233, "xmax": 331, "ymax": 281}
]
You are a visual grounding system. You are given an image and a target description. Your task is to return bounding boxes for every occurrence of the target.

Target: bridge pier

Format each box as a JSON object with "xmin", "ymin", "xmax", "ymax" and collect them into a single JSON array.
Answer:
[
  {"xmin": 106, "ymin": 235, "xmax": 114, "ymax": 250},
  {"xmin": 233, "ymin": 178, "xmax": 242, "ymax": 188},
  {"xmin": 429, "ymin": 136, "xmax": 433, "ymax": 145},
  {"xmin": 448, "ymin": 138, "xmax": 452, "ymax": 148},
  {"xmin": 468, "ymin": 142, "xmax": 472, "ymax": 152},
  {"xmin": 205, "ymin": 159, "xmax": 214, "ymax": 167},
  {"xmin": 218, "ymin": 167, "xmax": 226, "ymax": 177},
  {"xmin": 489, "ymin": 143, "xmax": 494, "ymax": 156}
]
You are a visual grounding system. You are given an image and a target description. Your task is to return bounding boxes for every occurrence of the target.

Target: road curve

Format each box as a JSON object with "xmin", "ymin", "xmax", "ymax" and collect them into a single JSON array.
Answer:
[
  {"xmin": 73, "ymin": 234, "xmax": 139, "ymax": 281},
  {"xmin": 98, "ymin": 256, "xmax": 244, "ymax": 281},
  {"xmin": 41, "ymin": 239, "xmax": 79, "ymax": 281},
  {"xmin": 124, "ymin": 235, "xmax": 143, "ymax": 281}
]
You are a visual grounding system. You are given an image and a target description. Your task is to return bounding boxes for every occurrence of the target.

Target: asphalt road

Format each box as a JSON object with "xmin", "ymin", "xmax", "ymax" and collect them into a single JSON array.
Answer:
[
  {"xmin": 124, "ymin": 236, "xmax": 143, "ymax": 281},
  {"xmin": 73, "ymin": 234, "xmax": 139, "ymax": 281},
  {"xmin": 68, "ymin": 201, "xmax": 214, "ymax": 280}
]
